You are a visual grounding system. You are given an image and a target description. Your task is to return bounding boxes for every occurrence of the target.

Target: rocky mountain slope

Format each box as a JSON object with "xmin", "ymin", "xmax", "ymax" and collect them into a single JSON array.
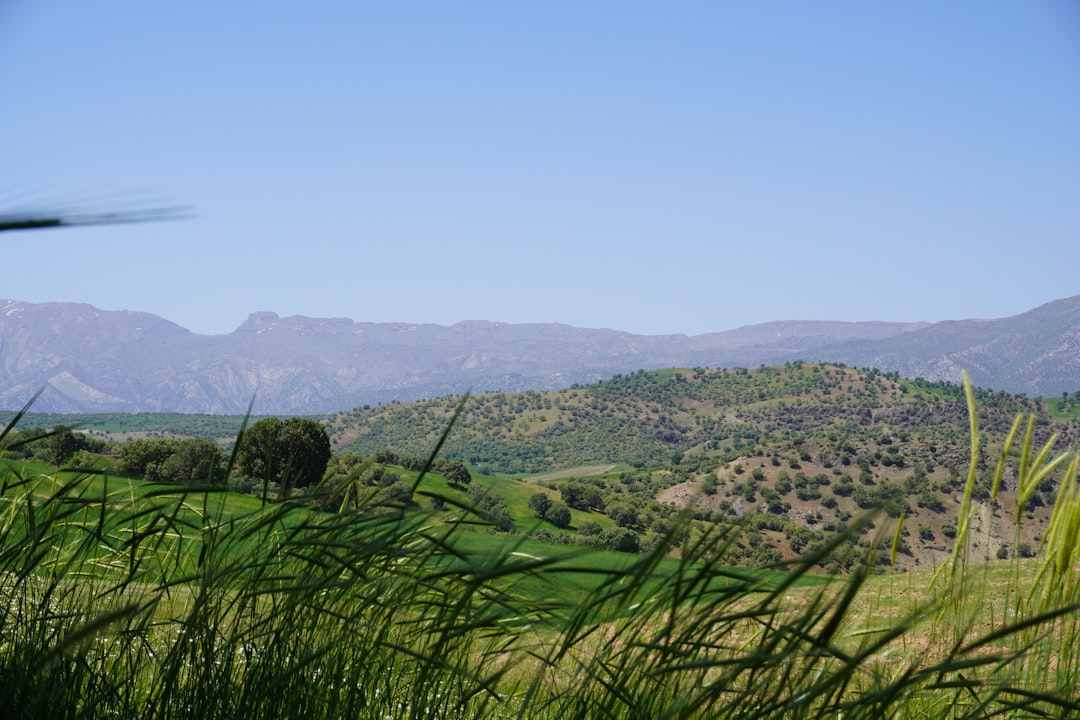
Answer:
[
  {"xmin": 794, "ymin": 295, "xmax": 1080, "ymax": 398},
  {"xmin": 1, "ymin": 296, "xmax": 1077, "ymax": 413}
]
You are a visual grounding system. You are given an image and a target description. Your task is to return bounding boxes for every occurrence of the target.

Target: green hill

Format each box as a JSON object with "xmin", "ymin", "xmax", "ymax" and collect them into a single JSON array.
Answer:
[
  {"xmin": 328, "ymin": 363, "xmax": 1060, "ymax": 473},
  {"xmin": 13, "ymin": 362, "xmax": 1078, "ymax": 572},
  {"xmin": 326, "ymin": 363, "xmax": 1077, "ymax": 570}
]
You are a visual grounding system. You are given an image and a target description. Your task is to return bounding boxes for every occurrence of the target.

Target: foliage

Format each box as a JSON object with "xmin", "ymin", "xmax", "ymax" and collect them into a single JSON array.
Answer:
[
  {"xmin": 467, "ymin": 484, "xmax": 514, "ymax": 531},
  {"xmin": 116, "ymin": 437, "xmax": 226, "ymax": 484},
  {"xmin": 545, "ymin": 501, "xmax": 572, "ymax": 529},
  {"xmin": 235, "ymin": 417, "xmax": 331, "ymax": 492},
  {"xmin": 1, "ymin": 425, "xmax": 110, "ymax": 466},
  {"xmin": 528, "ymin": 491, "xmax": 553, "ymax": 518}
]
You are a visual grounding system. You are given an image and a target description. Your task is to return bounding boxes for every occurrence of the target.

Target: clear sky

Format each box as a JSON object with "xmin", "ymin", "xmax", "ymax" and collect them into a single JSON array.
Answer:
[{"xmin": 3, "ymin": 2, "xmax": 1079, "ymax": 337}]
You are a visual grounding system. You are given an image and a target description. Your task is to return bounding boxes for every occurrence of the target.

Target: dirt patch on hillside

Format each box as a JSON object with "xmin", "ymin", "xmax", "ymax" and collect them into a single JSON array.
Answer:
[{"xmin": 657, "ymin": 482, "xmax": 708, "ymax": 508}]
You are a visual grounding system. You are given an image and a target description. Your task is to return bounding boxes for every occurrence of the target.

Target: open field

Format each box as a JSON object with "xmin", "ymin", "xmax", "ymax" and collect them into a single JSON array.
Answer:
[
  {"xmin": 4, "ymin": 377, "xmax": 1080, "ymax": 718},
  {"xmin": 3, "ymin": 445, "xmax": 1080, "ymax": 718}
]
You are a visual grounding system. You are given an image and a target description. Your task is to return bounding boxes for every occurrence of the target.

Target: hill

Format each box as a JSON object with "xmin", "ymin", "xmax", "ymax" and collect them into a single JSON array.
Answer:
[
  {"xmin": 327, "ymin": 363, "xmax": 1078, "ymax": 570},
  {"xmin": 10, "ymin": 363, "xmax": 1077, "ymax": 571},
  {"xmin": 330, "ymin": 363, "xmax": 1060, "ymax": 471}
]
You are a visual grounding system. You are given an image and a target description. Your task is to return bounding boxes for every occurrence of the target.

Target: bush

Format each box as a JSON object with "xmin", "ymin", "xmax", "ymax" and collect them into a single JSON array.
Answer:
[
  {"xmin": 598, "ymin": 527, "xmax": 640, "ymax": 553},
  {"xmin": 578, "ymin": 520, "xmax": 602, "ymax": 536}
]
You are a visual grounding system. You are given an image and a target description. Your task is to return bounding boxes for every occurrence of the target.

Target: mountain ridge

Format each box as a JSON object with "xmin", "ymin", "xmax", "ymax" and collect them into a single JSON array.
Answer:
[{"xmin": 1, "ymin": 296, "xmax": 1077, "ymax": 414}]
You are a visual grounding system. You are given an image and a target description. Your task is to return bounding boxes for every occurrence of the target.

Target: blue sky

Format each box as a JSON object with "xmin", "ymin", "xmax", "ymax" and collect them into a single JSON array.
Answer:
[{"xmin": 3, "ymin": 2, "xmax": 1079, "ymax": 336}]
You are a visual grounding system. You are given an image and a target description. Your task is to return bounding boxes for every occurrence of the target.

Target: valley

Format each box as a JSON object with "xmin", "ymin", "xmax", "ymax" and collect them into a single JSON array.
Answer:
[{"xmin": 10, "ymin": 361, "xmax": 1077, "ymax": 572}]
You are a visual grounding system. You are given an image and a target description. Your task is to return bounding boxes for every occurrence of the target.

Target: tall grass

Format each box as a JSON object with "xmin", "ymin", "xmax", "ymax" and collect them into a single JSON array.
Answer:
[{"xmin": 2, "ymin": 377, "xmax": 1080, "ymax": 719}]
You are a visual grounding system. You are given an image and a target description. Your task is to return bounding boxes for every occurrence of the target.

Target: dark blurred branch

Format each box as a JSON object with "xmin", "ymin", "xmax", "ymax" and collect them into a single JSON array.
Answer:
[{"xmin": 0, "ymin": 206, "xmax": 191, "ymax": 232}]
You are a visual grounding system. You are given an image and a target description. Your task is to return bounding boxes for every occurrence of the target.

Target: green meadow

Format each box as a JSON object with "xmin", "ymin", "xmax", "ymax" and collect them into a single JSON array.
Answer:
[{"xmin": 3, "ymin": 378, "xmax": 1080, "ymax": 718}]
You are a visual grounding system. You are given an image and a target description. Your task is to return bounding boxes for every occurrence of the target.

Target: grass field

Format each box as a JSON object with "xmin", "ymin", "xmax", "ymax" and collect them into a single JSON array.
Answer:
[{"xmin": 3, "ymin": 379, "xmax": 1080, "ymax": 718}]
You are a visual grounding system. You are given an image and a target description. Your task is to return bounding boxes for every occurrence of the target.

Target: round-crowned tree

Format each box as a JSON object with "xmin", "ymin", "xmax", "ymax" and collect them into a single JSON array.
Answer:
[
  {"xmin": 237, "ymin": 417, "xmax": 331, "ymax": 493},
  {"xmin": 546, "ymin": 502, "xmax": 572, "ymax": 529}
]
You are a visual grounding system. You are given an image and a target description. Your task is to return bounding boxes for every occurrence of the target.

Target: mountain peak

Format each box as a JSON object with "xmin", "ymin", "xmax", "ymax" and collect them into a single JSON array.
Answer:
[{"xmin": 236, "ymin": 311, "xmax": 281, "ymax": 332}]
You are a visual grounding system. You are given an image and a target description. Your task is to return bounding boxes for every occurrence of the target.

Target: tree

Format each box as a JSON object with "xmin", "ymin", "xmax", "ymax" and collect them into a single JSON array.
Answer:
[
  {"xmin": 561, "ymin": 482, "xmax": 588, "ymax": 510},
  {"xmin": 441, "ymin": 460, "xmax": 472, "ymax": 486},
  {"xmin": 237, "ymin": 417, "xmax": 331, "ymax": 493},
  {"xmin": 528, "ymin": 492, "xmax": 553, "ymax": 519},
  {"xmin": 157, "ymin": 439, "xmax": 225, "ymax": 485},
  {"xmin": 606, "ymin": 502, "xmax": 638, "ymax": 529},
  {"xmin": 467, "ymin": 485, "xmax": 514, "ymax": 531},
  {"xmin": 118, "ymin": 438, "xmax": 181, "ymax": 478},
  {"xmin": 116, "ymin": 437, "xmax": 224, "ymax": 484},
  {"xmin": 599, "ymin": 527, "xmax": 640, "ymax": 553},
  {"xmin": 382, "ymin": 480, "xmax": 414, "ymax": 505},
  {"xmin": 44, "ymin": 426, "xmax": 78, "ymax": 466},
  {"xmin": 546, "ymin": 502, "xmax": 572, "ymax": 529}
]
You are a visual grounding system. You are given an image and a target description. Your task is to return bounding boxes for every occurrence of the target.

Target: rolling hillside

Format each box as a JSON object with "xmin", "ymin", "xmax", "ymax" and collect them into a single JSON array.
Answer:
[
  {"xmin": 9, "ymin": 362, "xmax": 1076, "ymax": 571},
  {"xmin": 325, "ymin": 363, "xmax": 1077, "ymax": 570}
]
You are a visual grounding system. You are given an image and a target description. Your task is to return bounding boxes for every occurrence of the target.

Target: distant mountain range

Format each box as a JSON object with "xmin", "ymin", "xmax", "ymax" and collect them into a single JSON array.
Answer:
[{"xmin": 2, "ymin": 296, "xmax": 1078, "ymax": 414}]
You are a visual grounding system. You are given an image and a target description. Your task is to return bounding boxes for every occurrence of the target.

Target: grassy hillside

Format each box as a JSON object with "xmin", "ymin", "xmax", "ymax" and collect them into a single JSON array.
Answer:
[
  {"xmin": 323, "ymin": 364, "xmax": 1075, "ymax": 569},
  {"xmin": 11, "ymin": 363, "xmax": 1077, "ymax": 571},
  {"xmin": 5, "ymin": 389, "xmax": 1080, "ymax": 718},
  {"xmin": 328, "ymin": 363, "xmax": 1060, "ymax": 473}
]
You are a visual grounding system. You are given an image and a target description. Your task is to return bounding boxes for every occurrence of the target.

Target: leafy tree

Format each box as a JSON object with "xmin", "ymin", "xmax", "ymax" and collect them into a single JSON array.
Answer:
[
  {"xmin": 382, "ymin": 480, "xmax": 414, "ymax": 505},
  {"xmin": 578, "ymin": 520, "xmax": 602, "ymax": 536},
  {"xmin": 441, "ymin": 460, "xmax": 472, "ymax": 486},
  {"xmin": 157, "ymin": 439, "xmax": 225, "ymax": 485},
  {"xmin": 467, "ymin": 485, "xmax": 514, "ymax": 532},
  {"xmin": 546, "ymin": 502, "xmax": 572, "ymax": 529},
  {"xmin": 116, "ymin": 437, "xmax": 224, "ymax": 484},
  {"xmin": 607, "ymin": 502, "xmax": 638, "ymax": 529},
  {"xmin": 118, "ymin": 438, "xmax": 182, "ymax": 478},
  {"xmin": 561, "ymin": 482, "xmax": 588, "ymax": 510},
  {"xmin": 599, "ymin": 527, "xmax": 640, "ymax": 553},
  {"xmin": 528, "ymin": 492, "xmax": 553, "ymax": 519},
  {"xmin": 44, "ymin": 426, "xmax": 78, "ymax": 466},
  {"xmin": 581, "ymin": 484, "xmax": 606, "ymax": 512},
  {"xmin": 237, "ymin": 417, "xmax": 331, "ymax": 493}
]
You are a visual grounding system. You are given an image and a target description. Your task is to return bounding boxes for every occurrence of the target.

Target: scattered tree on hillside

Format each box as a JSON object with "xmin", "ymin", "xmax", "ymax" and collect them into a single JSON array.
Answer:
[
  {"xmin": 467, "ymin": 485, "xmax": 514, "ymax": 531},
  {"xmin": 546, "ymin": 502, "xmax": 572, "ymax": 529},
  {"xmin": 528, "ymin": 492, "xmax": 553, "ymax": 519},
  {"xmin": 43, "ymin": 426, "xmax": 79, "ymax": 466},
  {"xmin": 441, "ymin": 460, "xmax": 472, "ymax": 486}
]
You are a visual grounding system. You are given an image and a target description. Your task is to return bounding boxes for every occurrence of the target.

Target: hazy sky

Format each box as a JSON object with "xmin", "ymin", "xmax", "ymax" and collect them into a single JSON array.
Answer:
[{"xmin": 3, "ymin": 2, "xmax": 1079, "ymax": 336}]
